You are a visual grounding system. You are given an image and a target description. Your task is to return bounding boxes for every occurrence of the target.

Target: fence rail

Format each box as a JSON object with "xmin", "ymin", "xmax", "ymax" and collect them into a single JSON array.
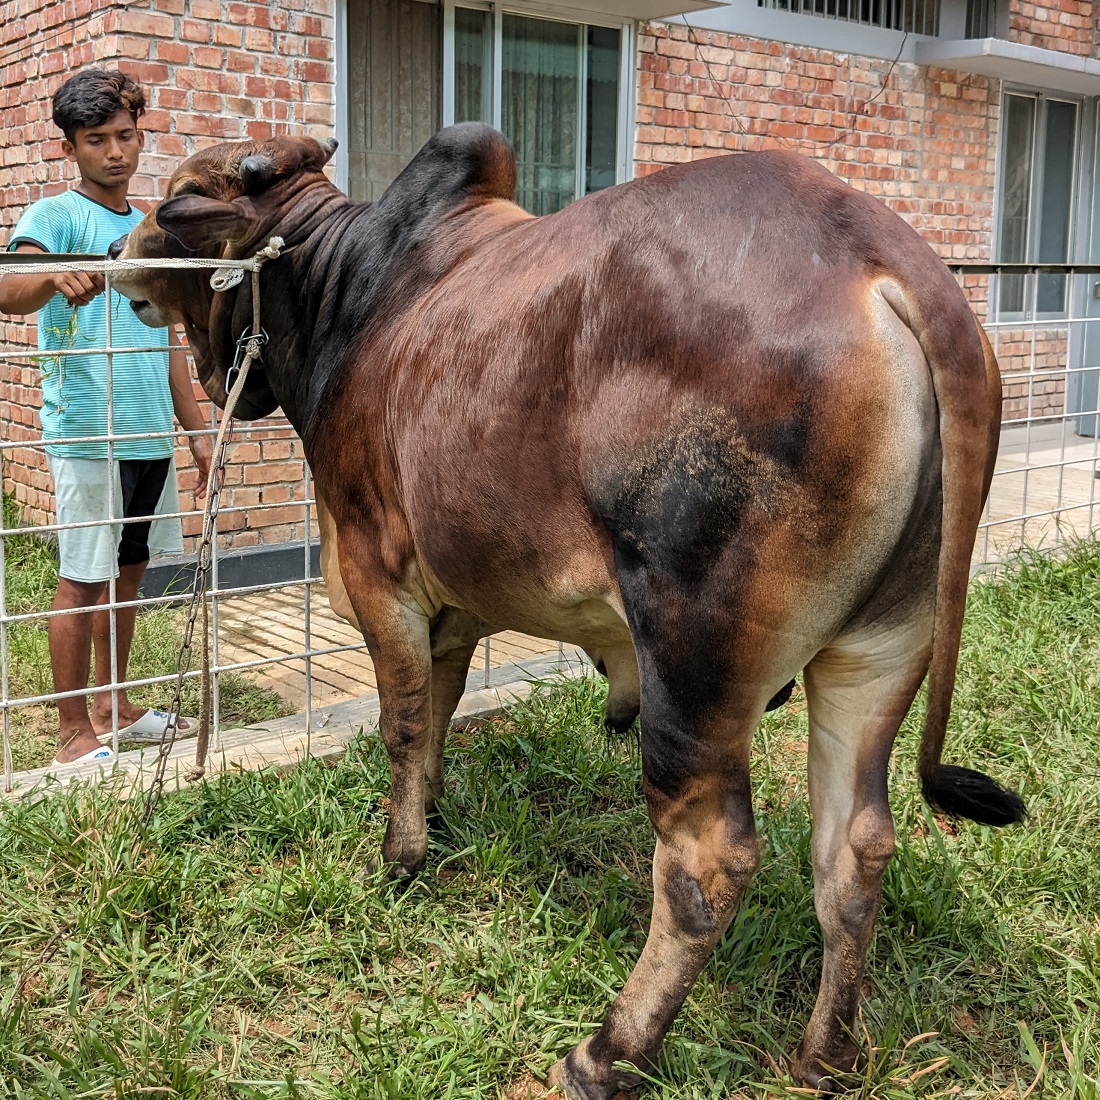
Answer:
[
  {"xmin": 1, "ymin": 257, "xmax": 1097, "ymax": 792},
  {"xmin": 949, "ymin": 264, "xmax": 1100, "ymax": 565}
]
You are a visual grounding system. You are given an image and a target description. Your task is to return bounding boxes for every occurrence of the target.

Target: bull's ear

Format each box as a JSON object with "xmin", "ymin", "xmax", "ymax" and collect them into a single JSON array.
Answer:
[{"xmin": 155, "ymin": 195, "xmax": 250, "ymax": 251}]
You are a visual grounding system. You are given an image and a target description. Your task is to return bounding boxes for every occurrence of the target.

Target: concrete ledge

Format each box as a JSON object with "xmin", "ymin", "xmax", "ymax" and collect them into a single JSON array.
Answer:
[
  {"xmin": 142, "ymin": 540, "xmax": 322, "ymax": 599},
  {"xmin": 3, "ymin": 652, "xmax": 593, "ymax": 803}
]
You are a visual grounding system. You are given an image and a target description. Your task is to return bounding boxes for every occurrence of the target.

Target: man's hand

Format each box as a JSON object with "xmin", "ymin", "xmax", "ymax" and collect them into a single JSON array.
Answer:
[
  {"xmin": 51, "ymin": 269, "xmax": 104, "ymax": 308},
  {"xmin": 0, "ymin": 244, "xmax": 104, "ymax": 316},
  {"xmin": 189, "ymin": 434, "xmax": 213, "ymax": 500}
]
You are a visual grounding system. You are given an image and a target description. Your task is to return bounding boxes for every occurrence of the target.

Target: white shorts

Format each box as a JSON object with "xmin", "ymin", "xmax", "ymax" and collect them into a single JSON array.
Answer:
[{"xmin": 47, "ymin": 454, "xmax": 185, "ymax": 584}]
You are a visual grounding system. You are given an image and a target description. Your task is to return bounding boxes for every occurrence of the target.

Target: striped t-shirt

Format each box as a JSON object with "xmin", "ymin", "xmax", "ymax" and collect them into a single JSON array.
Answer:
[{"xmin": 8, "ymin": 190, "xmax": 173, "ymax": 459}]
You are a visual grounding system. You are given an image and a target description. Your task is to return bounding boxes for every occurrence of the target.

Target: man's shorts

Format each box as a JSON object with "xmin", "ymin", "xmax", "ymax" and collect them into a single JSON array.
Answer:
[{"xmin": 47, "ymin": 455, "xmax": 185, "ymax": 584}]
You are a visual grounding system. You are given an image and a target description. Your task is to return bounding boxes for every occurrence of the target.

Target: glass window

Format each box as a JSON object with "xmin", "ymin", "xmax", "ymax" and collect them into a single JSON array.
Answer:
[
  {"xmin": 996, "ymin": 93, "xmax": 1078, "ymax": 316},
  {"xmin": 503, "ymin": 15, "xmax": 581, "ymax": 215},
  {"xmin": 1038, "ymin": 101, "xmax": 1077, "ymax": 312},
  {"xmin": 451, "ymin": 8, "xmax": 623, "ymax": 215},
  {"xmin": 346, "ymin": 0, "xmax": 442, "ymax": 202},
  {"xmin": 586, "ymin": 27, "xmax": 621, "ymax": 196},
  {"xmin": 455, "ymin": 7, "xmax": 490, "ymax": 124}
]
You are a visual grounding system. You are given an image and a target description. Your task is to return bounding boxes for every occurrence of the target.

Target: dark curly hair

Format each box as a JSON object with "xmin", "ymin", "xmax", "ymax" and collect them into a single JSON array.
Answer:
[{"xmin": 52, "ymin": 69, "xmax": 146, "ymax": 142}]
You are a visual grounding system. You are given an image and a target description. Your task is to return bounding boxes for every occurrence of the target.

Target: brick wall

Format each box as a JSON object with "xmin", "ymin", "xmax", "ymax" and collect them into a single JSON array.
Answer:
[
  {"xmin": 636, "ymin": 24, "xmax": 998, "ymax": 262},
  {"xmin": 2, "ymin": 0, "xmax": 1085, "ymax": 537},
  {"xmin": 1009, "ymin": 0, "xmax": 1095, "ymax": 55},
  {"xmin": 0, "ymin": 0, "xmax": 335, "ymax": 541},
  {"xmin": 635, "ymin": 22, "xmax": 1077, "ymax": 424},
  {"xmin": 994, "ymin": 329, "xmax": 1071, "ymax": 423}
]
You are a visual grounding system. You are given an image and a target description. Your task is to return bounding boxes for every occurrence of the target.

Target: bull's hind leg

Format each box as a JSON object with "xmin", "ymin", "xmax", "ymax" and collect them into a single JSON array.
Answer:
[
  {"xmin": 791, "ymin": 620, "xmax": 932, "ymax": 1090},
  {"xmin": 550, "ymin": 682, "xmax": 764, "ymax": 1100},
  {"xmin": 425, "ymin": 640, "xmax": 478, "ymax": 811}
]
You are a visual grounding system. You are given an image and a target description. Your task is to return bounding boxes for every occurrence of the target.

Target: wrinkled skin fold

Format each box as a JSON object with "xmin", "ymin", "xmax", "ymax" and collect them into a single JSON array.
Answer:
[{"xmin": 111, "ymin": 124, "xmax": 1024, "ymax": 1097}]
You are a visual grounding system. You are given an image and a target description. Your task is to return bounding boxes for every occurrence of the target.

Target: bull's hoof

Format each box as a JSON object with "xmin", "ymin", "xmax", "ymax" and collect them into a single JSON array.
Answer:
[
  {"xmin": 788, "ymin": 1045, "xmax": 854, "ymax": 1094},
  {"xmin": 547, "ymin": 1047, "xmax": 642, "ymax": 1100},
  {"xmin": 380, "ymin": 830, "xmax": 428, "ymax": 882},
  {"xmin": 361, "ymin": 855, "xmax": 423, "ymax": 887}
]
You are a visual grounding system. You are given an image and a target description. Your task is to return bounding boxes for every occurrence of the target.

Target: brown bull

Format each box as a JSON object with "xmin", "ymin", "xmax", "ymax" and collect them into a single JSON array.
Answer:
[{"xmin": 112, "ymin": 124, "xmax": 1024, "ymax": 1097}]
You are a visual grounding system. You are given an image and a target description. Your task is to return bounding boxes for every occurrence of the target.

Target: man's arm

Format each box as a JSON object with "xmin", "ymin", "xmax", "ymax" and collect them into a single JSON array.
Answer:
[
  {"xmin": 0, "ymin": 243, "xmax": 105, "ymax": 314},
  {"xmin": 168, "ymin": 329, "xmax": 213, "ymax": 499}
]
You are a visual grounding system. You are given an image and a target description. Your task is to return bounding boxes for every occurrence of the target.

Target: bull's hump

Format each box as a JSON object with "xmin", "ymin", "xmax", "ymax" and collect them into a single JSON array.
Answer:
[{"xmin": 376, "ymin": 123, "xmax": 517, "ymax": 230}]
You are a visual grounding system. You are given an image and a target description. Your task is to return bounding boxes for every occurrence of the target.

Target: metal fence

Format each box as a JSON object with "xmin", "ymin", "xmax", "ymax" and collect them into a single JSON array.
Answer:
[
  {"xmin": 1, "ymin": 253, "xmax": 573, "ymax": 794},
  {"xmin": 1, "ymin": 257, "xmax": 1097, "ymax": 792},
  {"xmin": 951, "ymin": 265, "xmax": 1100, "ymax": 566}
]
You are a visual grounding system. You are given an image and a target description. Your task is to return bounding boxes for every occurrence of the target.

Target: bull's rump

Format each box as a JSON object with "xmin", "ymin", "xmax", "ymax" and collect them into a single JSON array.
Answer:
[{"xmin": 350, "ymin": 150, "xmax": 959, "ymax": 651}]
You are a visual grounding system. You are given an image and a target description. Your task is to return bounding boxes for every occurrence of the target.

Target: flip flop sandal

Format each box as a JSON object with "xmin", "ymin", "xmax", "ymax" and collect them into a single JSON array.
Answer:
[
  {"xmin": 98, "ymin": 709, "xmax": 199, "ymax": 744},
  {"xmin": 50, "ymin": 746, "xmax": 116, "ymax": 768}
]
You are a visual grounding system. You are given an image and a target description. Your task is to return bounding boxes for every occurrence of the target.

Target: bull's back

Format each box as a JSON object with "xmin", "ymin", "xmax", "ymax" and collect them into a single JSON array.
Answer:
[{"xmin": 367, "ymin": 150, "xmax": 963, "ymax": 640}]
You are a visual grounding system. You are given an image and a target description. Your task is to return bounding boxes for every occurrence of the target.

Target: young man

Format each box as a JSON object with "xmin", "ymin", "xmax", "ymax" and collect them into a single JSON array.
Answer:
[{"xmin": 0, "ymin": 69, "xmax": 212, "ymax": 765}]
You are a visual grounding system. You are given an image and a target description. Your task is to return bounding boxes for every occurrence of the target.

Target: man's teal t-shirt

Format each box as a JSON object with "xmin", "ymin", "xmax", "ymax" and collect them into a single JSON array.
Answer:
[{"xmin": 8, "ymin": 190, "xmax": 173, "ymax": 459}]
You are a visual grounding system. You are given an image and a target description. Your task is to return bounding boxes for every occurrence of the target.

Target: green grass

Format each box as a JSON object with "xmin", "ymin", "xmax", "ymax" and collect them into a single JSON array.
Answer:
[
  {"xmin": 1, "ymin": 541, "xmax": 1099, "ymax": 1098},
  {"xmin": 3, "ymin": 493, "xmax": 293, "ymax": 771}
]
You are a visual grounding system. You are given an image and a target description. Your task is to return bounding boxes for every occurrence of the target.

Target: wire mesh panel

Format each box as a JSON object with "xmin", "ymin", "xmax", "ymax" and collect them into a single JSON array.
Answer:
[
  {"xmin": 0, "ymin": 255, "xmax": 573, "ymax": 793},
  {"xmin": 3, "ymin": 257, "xmax": 1097, "ymax": 792}
]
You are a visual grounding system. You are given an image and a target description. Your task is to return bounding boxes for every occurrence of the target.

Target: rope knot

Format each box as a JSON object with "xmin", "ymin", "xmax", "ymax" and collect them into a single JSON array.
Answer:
[{"xmin": 258, "ymin": 236, "xmax": 285, "ymax": 263}]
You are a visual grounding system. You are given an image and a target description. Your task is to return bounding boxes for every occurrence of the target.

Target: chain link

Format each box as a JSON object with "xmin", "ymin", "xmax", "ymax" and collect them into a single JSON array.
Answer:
[{"xmin": 138, "ymin": 424, "xmax": 233, "ymax": 829}]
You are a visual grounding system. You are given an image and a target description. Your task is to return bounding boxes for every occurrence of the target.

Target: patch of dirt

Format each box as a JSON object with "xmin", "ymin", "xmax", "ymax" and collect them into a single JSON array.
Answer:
[
  {"xmin": 954, "ymin": 1008, "xmax": 977, "ymax": 1033},
  {"xmin": 504, "ymin": 1075, "xmax": 639, "ymax": 1100},
  {"xmin": 504, "ymin": 1074, "xmax": 551, "ymax": 1099}
]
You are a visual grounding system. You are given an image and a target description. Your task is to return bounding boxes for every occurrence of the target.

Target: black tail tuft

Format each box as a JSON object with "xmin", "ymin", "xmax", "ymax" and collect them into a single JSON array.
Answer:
[
  {"xmin": 921, "ymin": 764, "xmax": 1026, "ymax": 827},
  {"xmin": 765, "ymin": 678, "xmax": 797, "ymax": 712}
]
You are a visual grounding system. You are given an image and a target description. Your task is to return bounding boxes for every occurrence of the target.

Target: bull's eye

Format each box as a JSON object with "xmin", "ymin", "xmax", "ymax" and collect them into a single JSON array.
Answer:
[{"xmin": 172, "ymin": 181, "xmax": 205, "ymax": 197}]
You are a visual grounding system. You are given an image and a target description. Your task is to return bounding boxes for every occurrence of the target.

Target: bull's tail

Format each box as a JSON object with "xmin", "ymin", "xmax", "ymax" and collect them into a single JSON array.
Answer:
[{"xmin": 915, "ymin": 310, "xmax": 1025, "ymax": 827}]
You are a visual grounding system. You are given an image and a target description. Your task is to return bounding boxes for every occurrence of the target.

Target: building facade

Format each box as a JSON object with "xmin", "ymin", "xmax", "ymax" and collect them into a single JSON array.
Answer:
[{"xmin": 1, "ymin": 0, "xmax": 1096, "ymax": 537}]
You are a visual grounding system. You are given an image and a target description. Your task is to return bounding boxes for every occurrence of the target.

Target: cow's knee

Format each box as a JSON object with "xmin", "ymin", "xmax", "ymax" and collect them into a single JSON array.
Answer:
[
  {"xmin": 816, "ymin": 806, "xmax": 895, "ymax": 937},
  {"xmin": 849, "ymin": 806, "xmax": 895, "ymax": 875},
  {"xmin": 657, "ymin": 808, "xmax": 760, "ymax": 941}
]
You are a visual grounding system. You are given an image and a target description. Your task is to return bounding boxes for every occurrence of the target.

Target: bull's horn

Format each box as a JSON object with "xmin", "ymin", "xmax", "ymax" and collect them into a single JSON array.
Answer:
[
  {"xmin": 318, "ymin": 136, "xmax": 338, "ymax": 163},
  {"xmin": 239, "ymin": 154, "xmax": 277, "ymax": 190}
]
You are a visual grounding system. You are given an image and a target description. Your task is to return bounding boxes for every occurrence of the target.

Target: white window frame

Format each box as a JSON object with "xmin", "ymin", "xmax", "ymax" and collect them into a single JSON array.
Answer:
[{"xmin": 994, "ymin": 87, "xmax": 1083, "ymax": 321}]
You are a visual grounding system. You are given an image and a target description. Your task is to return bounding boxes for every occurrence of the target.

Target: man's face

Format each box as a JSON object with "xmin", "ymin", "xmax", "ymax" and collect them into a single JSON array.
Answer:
[{"xmin": 63, "ymin": 108, "xmax": 144, "ymax": 190}]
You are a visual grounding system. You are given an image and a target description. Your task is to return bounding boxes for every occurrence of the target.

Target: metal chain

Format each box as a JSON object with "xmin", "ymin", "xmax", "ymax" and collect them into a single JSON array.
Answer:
[{"xmin": 140, "ymin": 238, "xmax": 284, "ymax": 829}]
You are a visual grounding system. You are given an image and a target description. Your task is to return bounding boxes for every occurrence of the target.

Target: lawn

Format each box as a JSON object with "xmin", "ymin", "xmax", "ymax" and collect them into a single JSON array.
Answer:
[
  {"xmin": 1, "ymin": 542, "xmax": 1098, "ymax": 1098},
  {"xmin": 2, "ymin": 494, "xmax": 293, "ymax": 772}
]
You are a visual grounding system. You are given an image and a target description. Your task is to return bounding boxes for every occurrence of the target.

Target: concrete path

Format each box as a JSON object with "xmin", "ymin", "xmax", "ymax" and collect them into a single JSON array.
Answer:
[{"xmin": 980, "ymin": 427, "xmax": 1099, "ymax": 564}]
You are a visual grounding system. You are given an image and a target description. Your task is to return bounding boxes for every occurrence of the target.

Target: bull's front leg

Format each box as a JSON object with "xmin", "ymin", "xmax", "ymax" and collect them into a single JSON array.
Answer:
[{"xmin": 341, "ymin": 561, "xmax": 436, "ymax": 879}]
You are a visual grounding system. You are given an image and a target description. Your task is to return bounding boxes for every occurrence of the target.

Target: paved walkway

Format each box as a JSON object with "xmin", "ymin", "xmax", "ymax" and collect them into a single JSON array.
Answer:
[
  {"xmin": 214, "ymin": 586, "xmax": 578, "ymax": 712},
  {"xmin": 980, "ymin": 427, "xmax": 1099, "ymax": 564}
]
